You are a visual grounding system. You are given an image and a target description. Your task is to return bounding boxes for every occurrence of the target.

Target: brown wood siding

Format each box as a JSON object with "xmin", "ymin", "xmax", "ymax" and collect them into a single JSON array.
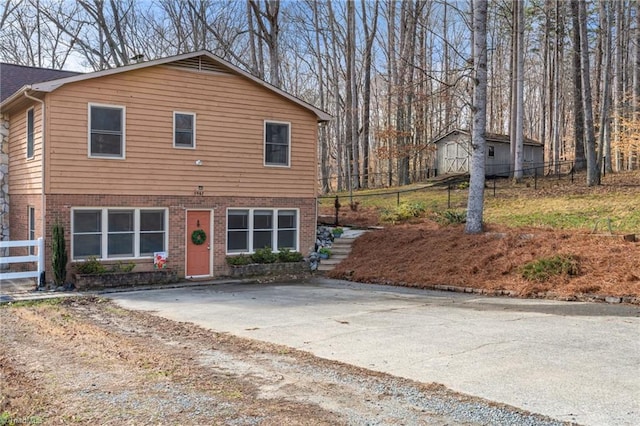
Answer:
[
  {"xmin": 46, "ymin": 66, "xmax": 318, "ymax": 197},
  {"xmin": 8, "ymin": 103, "xmax": 42, "ymax": 194}
]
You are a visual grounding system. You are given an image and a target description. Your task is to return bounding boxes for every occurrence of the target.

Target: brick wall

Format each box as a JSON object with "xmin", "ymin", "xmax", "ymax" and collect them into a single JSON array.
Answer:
[{"xmin": 44, "ymin": 194, "xmax": 316, "ymax": 283}]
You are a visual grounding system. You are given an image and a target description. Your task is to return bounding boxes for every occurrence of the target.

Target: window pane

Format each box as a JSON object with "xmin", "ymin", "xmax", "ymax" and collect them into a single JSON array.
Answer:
[
  {"xmin": 254, "ymin": 230, "xmax": 272, "ymax": 249},
  {"xmin": 228, "ymin": 211, "xmax": 249, "ymax": 229},
  {"xmin": 266, "ymin": 122, "xmax": 288, "ymax": 144},
  {"xmin": 73, "ymin": 234, "xmax": 101, "ymax": 258},
  {"xmin": 278, "ymin": 210, "xmax": 296, "ymax": 228},
  {"xmin": 27, "ymin": 109, "xmax": 34, "ymax": 158},
  {"xmin": 91, "ymin": 107, "xmax": 122, "ymax": 131},
  {"xmin": 140, "ymin": 233, "xmax": 164, "ymax": 256},
  {"xmin": 265, "ymin": 144, "xmax": 288, "ymax": 165},
  {"xmin": 254, "ymin": 210, "xmax": 273, "ymax": 229},
  {"xmin": 109, "ymin": 210, "xmax": 133, "ymax": 232},
  {"xmin": 91, "ymin": 133, "xmax": 122, "ymax": 156},
  {"xmin": 277, "ymin": 230, "xmax": 296, "ymax": 250},
  {"xmin": 175, "ymin": 131, "xmax": 193, "ymax": 147},
  {"xmin": 175, "ymin": 113, "xmax": 193, "ymax": 130},
  {"xmin": 74, "ymin": 210, "xmax": 101, "ymax": 233},
  {"xmin": 140, "ymin": 210, "xmax": 164, "ymax": 231},
  {"xmin": 108, "ymin": 233, "xmax": 134, "ymax": 257},
  {"xmin": 228, "ymin": 231, "xmax": 248, "ymax": 251}
]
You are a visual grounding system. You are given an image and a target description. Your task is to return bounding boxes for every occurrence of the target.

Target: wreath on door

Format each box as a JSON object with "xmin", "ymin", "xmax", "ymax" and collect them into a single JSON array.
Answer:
[{"xmin": 191, "ymin": 229, "xmax": 207, "ymax": 245}]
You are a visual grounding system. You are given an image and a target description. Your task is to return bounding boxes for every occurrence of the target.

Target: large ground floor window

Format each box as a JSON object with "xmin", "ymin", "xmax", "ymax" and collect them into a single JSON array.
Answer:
[
  {"xmin": 72, "ymin": 208, "xmax": 167, "ymax": 260},
  {"xmin": 227, "ymin": 208, "xmax": 298, "ymax": 254}
]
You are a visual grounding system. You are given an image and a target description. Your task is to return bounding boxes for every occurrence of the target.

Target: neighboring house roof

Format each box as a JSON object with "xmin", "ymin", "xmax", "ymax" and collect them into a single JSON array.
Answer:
[
  {"xmin": 0, "ymin": 63, "xmax": 80, "ymax": 102},
  {"xmin": 432, "ymin": 129, "xmax": 543, "ymax": 147},
  {"xmin": 1, "ymin": 51, "xmax": 331, "ymax": 122}
]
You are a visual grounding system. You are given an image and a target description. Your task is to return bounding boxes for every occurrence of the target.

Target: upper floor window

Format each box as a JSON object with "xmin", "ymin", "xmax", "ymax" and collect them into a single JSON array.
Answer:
[
  {"xmin": 488, "ymin": 146, "xmax": 495, "ymax": 157},
  {"xmin": 89, "ymin": 104, "xmax": 125, "ymax": 158},
  {"xmin": 174, "ymin": 112, "xmax": 196, "ymax": 149},
  {"xmin": 26, "ymin": 108, "xmax": 34, "ymax": 158},
  {"xmin": 264, "ymin": 121, "xmax": 290, "ymax": 167}
]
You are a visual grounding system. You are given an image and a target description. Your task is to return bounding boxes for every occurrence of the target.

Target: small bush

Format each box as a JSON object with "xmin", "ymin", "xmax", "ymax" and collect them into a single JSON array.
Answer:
[
  {"xmin": 278, "ymin": 248, "xmax": 304, "ymax": 263},
  {"xmin": 380, "ymin": 201, "xmax": 427, "ymax": 223},
  {"xmin": 110, "ymin": 261, "xmax": 136, "ymax": 273},
  {"xmin": 74, "ymin": 256, "xmax": 107, "ymax": 275},
  {"xmin": 434, "ymin": 209, "xmax": 467, "ymax": 225},
  {"xmin": 251, "ymin": 247, "xmax": 278, "ymax": 264},
  {"xmin": 521, "ymin": 255, "xmax": 579, "ymax": 282},
  {"xmin": 226, "ymin": 254, "xmax": 252, "ymax": 266},
  {"xmin": 457, "ymin": 181, "xmax": 470, "ymax": 190}
]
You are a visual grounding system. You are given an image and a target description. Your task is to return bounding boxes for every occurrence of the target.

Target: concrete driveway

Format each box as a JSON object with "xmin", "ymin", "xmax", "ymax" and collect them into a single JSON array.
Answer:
[{"xmin": 107, "ymin": 278, "xmax": 640, "ymax": 426}]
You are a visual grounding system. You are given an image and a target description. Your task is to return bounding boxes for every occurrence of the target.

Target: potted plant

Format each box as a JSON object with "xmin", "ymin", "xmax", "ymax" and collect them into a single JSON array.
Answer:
[
  {"xmin": 332, "ymin": 227, "xmax": 344, "ymax": 238},
  {"xmin": 318, "ymin": 247, "xmax": 331, "ymax": 259}
]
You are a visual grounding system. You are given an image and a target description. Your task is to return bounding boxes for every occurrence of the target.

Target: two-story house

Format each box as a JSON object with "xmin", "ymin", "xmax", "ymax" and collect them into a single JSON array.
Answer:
[{"xmin": 0, "ymin": 51, "xmax": 330, "ymax": 282}]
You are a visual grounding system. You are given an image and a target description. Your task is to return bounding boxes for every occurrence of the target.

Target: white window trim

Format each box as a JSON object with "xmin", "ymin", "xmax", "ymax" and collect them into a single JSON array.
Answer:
[
  {"xmin": 88, "ymin": 102, "xmax": 126, "ymax": 159},
  {"xmin": 26, "ymin": 107, "xmax": 35, "ymax": 159},
  {"xmin": 263, "ymin": 120, "xmax": 291, "ymax": 168},
  {"xmin": 173, "ymin": 111, "xmax": 196, "ymax": 149},
  {"xmin": 226, "ymin": 207, "xmax": 299, "ymax": 255},
  {"xmin": 71, "ymin": 207, "xmax": 168, "ymax": 260}
]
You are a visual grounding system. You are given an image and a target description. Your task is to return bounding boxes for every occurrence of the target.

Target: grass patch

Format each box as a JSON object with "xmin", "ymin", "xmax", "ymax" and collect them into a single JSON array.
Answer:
[
  {"xmin": 521, "ymin": 255, "xmax": 580, "ymax": 282},
  {"xmin": 0, "ymin": 298, "xmax": 64, "ymax": 309}
]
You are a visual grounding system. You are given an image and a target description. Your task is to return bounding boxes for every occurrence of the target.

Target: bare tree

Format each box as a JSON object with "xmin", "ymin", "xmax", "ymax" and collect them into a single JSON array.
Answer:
[{"xmin": 466, "ymin": 0, "xmax": 488, "ymax": 234}]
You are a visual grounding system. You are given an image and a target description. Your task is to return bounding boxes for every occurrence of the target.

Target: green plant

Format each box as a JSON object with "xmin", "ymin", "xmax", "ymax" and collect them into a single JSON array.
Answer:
[
  {"xmin": 251, "ymin": 247, "xmax": 278, "ymax": 264},
  {"xmin": 332, "ymin": 226, "xmax": 344, "ymax": 234},
  {"xmin": 52, "ymin": 223, "xmax": 68, "ymax": 286},
  {"xmin": 457, "ymin": 181, "xmax": 470, "ymax": 190},
  {"xmin": 226, "ymin": 254, "xmax": 252, "ymax": 266},
  {"xmin": 110, "ymin": 261, "xmax": 136, "ymax": 273},
  {"xmin": 521, "ymin": 255, "xmax": 580, "ymax": 282},
  {"xmin": 74, "ymin": 256, "xmax": 107, "ymax": 275},
  {"xmin": 318, "ymin": 247, "xmax": 331, "ymax": 256},
  {"xmin": 435, "ymin": 209, "xmax": 467, "ymax": 225},
  {"xmin": 278, "ymin": 248, "xmax": 304, "ymax": 263},
  {"xmin": 380, "ymin": 201, "xmax": 427, "ymax": 223}
]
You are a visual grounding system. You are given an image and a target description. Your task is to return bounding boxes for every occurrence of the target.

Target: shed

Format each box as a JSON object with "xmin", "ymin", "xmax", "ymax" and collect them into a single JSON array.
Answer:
[{"xmin": 433, "ymin": 129, "xmax": 544, "ymax": 177}]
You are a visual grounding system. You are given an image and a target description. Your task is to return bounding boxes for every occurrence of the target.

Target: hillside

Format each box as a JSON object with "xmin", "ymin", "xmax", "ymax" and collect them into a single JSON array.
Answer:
[{"xmin": 321, "ymin": 172, "xmax": 640, "ymax": 303}]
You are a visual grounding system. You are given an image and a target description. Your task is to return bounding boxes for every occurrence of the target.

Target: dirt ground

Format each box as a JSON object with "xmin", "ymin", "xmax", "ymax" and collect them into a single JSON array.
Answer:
[
  {"xmin": 322, "ymin": 174, "xmax": 640, "ymax": 302},
  {"xmin": 0, "ymin": 298, "xmax": 563, "ymax": 425}
]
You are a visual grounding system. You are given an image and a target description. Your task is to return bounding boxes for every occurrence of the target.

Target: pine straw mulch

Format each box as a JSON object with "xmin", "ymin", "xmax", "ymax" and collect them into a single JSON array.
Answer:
[{"xmin": 327, "ymin": 219, "xmax": 640, "ymax": 303}]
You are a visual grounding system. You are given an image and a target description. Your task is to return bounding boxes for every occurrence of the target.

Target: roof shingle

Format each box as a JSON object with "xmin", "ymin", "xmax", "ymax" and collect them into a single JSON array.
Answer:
[{"xmin": 0, "ymin": 63, "xmax": 81, "ymax": 102}]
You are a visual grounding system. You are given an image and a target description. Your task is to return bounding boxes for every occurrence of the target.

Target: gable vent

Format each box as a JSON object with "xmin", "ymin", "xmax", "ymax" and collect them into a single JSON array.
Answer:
[{"xmin": 167, "ymin": 56, "xmax": 230, "ymax": 74}]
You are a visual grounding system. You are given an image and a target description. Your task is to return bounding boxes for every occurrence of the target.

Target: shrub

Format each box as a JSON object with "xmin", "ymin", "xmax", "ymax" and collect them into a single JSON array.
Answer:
[
  {"xmin": 110, "ymin": 261, "xmax": 136, "ymax": 273},
  {"xmin": 52, "ymin": 223, "xmax": 68, "ymax": 285},
  {"xmin": 278, "ymin": 248, "xmax": 304, "ymax": 263},
  {"xmin": 226, "ymin": 254, "xmax": 252, "ymax": 266},
  {"xmin": 318, "ymin": 247, "xmax": 331, "ymax": 256},
  {"xmin": 434, "ymin": 209, "xmax": 467, "ymax": 225},
  {"xmin": 74, "ymin": 256, "xmax": 107, "ymax": 275},
  {"xmin": 251, "ymin": 247, "xmax": 278, "ymax": 264},
  {"xmin": 380, "ymin": 201, "xmax": 427, "ymax": 223},
  {"xmin": 521, "ymin": 255, "xmax": 579, "ymax": 282},
  {"xmin": 458, "ymin": 181, "xmax": 470, "ymax": 190}
]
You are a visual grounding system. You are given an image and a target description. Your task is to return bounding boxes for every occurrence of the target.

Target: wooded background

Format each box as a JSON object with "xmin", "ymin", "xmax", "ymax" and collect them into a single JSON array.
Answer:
[{"xmin": 2, "ymin": 0, "xmax": 638, "ymax": 192}]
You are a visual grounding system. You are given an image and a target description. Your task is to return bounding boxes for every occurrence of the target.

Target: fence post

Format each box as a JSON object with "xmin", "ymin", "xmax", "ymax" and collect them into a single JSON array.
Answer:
[
  {"xmin": 493, "ymin": 178, "xmax": 496, "ymax": 197},
  {"xmin": 37, "ymin": 237, "xmax": 44, "ymax": 284},
  {"xmin": 447, "ymin": 184, "xmax": 451, "ymax": 209},
  {"xmin": 397, "ymin": 191, "xmax": 400, "ymax": 206},
  {"xmin": 534, "ymin": 167, "xmax": 538, "ymax": 190},
  {"xmin": 571, "ymin": 163, "xmax": 574, "ymax": 183}
]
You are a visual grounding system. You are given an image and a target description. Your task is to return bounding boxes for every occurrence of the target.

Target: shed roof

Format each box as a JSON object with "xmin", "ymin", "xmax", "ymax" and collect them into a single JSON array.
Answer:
[
  {"xmin": 1, "ymin": 51, "xmax": 331, "ymax": 122},
  {"xmin": 432, "ymin": 129, "xmax": 543, "ymax": 147}
]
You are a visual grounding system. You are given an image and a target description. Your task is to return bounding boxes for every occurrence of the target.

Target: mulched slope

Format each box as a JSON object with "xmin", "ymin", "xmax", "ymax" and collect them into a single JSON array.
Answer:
[{"xmin": 328, "ymin": 221, "xmax": 640, "ymax": 299}]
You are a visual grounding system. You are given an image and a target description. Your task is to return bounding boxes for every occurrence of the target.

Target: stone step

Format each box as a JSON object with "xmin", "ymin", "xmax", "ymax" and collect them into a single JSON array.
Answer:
[{"xmin": 316, "ymin": 227, "xmax": 368, "ymax": 273}]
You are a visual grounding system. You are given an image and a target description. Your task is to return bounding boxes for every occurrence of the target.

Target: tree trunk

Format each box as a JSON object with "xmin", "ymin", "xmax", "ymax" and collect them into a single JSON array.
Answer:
[{"xmin": 466, "ymin": 0, "xmax": 488, "ymax": 235}]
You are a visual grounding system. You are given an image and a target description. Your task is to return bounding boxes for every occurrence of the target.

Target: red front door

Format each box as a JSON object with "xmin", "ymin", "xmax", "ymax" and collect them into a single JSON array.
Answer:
[{"xmin": 186, "ymin": 210, "xmax": 211, "ymax": 277}]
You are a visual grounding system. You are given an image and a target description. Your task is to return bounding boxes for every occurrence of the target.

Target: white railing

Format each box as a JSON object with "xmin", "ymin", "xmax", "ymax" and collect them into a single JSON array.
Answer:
[{"xmin": 0, "ymin": 238, "xmax": 44, "ymax": 280}]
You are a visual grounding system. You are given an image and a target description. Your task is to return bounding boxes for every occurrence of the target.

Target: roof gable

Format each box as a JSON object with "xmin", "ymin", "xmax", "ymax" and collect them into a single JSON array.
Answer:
[
  {"xmin": 433, "ymin": 129, "xmax": 542, "ymax": 147},
  {"xmin": 2, "ymin": 51, "xmax": 330, "ymax": 122}
]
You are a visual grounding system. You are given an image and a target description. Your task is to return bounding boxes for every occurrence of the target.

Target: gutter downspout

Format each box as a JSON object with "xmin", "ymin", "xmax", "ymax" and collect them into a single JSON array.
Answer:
[{"xmin": 24, "ymin": 88, "xmax": 46, "ymax": 286}]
